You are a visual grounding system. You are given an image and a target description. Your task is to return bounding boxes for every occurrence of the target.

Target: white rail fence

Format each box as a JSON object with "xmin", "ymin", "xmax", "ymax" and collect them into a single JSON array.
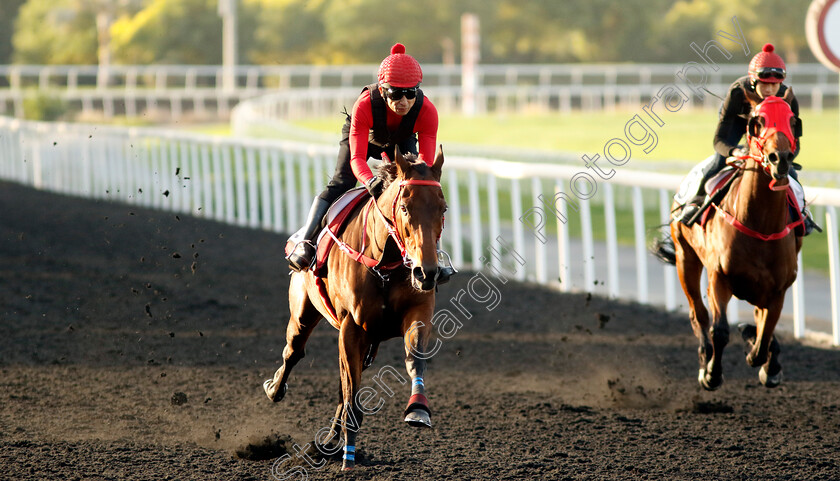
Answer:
[
  {"xmin": 2, "ymin": 63, "xmax": 838, "ymax": 120},
  {"xmin": 1, "ymin": 116, "xmax": 839, "ymax": 344}
]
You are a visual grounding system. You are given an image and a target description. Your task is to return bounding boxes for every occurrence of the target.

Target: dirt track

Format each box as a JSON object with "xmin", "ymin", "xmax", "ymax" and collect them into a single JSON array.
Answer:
[{"xmin": 1, "ymin": 180, "xmax": 839, "ymax": 480}]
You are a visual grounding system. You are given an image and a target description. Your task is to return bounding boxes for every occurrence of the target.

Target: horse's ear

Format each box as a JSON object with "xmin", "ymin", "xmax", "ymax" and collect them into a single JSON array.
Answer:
[
  {"xmin": 782, "ymin": 86, "xmax": 794, "ymax": 106},
  {"xmin": 431, "ymin": 145, "xmax": 444, "ymax": 181},
  {"xmin": 748, "ymin": 115, "xmax": 763, "ymax": 138},
  {"xmin": 393, "ymin": 144, "xmax": 410, "ymax": 175},
  {"xmin": 742, "ymin": 85, "xmax": 762, "ymax": 110}
]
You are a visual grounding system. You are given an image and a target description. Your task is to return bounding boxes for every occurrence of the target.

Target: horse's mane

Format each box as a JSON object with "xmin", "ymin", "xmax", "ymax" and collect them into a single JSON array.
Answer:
[{"xmin": 375, "ymin": 152, "xmax": 430, "ymax": 190}]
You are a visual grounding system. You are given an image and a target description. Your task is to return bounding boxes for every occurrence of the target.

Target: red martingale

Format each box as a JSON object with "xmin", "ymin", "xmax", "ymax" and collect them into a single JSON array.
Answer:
[{"xmin": 712, "ymin": 184, "xmax": 803, "ymax": 241}]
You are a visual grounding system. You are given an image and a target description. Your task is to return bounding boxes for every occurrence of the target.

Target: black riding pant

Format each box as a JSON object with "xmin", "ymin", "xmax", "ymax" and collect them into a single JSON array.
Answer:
[{"xmin": 317, "ymin": 113, "xmax": 419, "ymax": 204}]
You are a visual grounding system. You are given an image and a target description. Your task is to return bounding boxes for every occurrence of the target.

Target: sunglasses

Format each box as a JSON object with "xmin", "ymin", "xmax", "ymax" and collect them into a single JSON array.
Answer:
[
  {"xmin": 382, "ymin": 86, "xmax": 418, "ymax": 101},
  {"xmin": 755, "ymin": 67, "xmax": 785, "ymax": 80}
]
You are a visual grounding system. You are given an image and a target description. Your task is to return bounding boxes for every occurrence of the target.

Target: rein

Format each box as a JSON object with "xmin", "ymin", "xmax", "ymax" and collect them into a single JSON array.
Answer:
[
  {"xmin": 374, "ymin": 179, "xmax": 442, "ymax": 268},
  {"xmin": 327, "ymin": 178, "xmax": 442, "ymax": 276}
]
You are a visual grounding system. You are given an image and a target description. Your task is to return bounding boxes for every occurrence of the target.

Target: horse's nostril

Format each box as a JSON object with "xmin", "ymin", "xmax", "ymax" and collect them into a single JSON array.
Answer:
[{"xmin": 412, "ymin": 266, "xmax": 425, "ymax": 282}]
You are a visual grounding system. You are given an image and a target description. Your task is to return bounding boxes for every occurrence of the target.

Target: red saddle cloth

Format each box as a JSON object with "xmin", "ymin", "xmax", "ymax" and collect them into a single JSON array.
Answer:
[
  {"xmin": 313, "ymin": 188, "xmax": 370, "ymax": 277},
  {"xmin": 699, "ymin": 169, "xmax": 804, "ymax": 236}
]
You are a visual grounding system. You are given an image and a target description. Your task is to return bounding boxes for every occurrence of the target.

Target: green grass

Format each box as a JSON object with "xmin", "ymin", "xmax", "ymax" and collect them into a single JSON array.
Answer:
[{"xmin": 292, "ymin": 108, "xmax": 840, "ymax": 172}]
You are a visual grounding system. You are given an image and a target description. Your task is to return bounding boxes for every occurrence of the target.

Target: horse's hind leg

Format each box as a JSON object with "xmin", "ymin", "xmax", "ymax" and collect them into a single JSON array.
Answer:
[
  {"xmin": 673, "ymin": 231, "xmax": 714, "ymax": 389},
  {"xmin": 312, "ymin": 392, "xmax": 345, "ymax": 459},
  {"xmin": 264, "ymin": 275, "xmax": 322, "ymax": 402},
  {"xmin": 703, "ymin": 270, "xmax": 732, "ymax": 390}
]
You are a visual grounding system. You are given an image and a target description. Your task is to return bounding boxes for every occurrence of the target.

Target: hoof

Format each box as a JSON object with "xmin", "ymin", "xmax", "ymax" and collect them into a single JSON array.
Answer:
[
  {"xmin": 759, "ymin": 365, "xmax": 782, "ymax": 388},
  {"xmin": 342, "ymin": 460, "xmax": 354, "ymax": 471},
  {"xmin": 404, "ymin": 409, "xmax": 432, "ymax": 428},
  {"xmin": 698, "ymin": 368, "xmax": 723, "ymax": 391},
  {"xmin": 263, "ymin": 379, "xmax": 287, "ymax": 402}
]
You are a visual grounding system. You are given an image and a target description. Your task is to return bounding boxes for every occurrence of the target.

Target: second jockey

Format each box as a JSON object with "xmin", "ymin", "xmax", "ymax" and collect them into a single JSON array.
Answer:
[{"xmin": 677, "ymin": 43, "xmax": 817, "ymax": 235}]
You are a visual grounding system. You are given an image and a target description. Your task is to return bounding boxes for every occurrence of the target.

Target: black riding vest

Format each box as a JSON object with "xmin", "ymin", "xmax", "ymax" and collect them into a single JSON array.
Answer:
[
  {"xmin": 732, "ymin": 77, "xmax": 792, "ymax": 120},
  {"xmin": 364, "ymin": 83, "xmax": 424, "ymax": 148}
]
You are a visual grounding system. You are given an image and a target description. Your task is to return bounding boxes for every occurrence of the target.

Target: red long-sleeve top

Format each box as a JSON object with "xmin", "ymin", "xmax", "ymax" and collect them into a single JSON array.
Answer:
[{"xmin": 349, "ymin": 89, "xmax": 439, "ymax": 184}]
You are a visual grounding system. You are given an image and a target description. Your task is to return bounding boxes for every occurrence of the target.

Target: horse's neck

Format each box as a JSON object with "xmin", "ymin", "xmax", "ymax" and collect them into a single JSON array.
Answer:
[{"xmin": 733, "ymin": 159, "xmax": 788, "ymax": 231}]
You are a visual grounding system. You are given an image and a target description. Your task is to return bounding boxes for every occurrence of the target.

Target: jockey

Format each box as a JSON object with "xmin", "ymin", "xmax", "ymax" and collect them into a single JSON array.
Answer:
[
  {"xmin": 677, "ymin": 43, "xmax": 818, "ymax": 235},
  {"xmin": 287, "ymin": 43, "xmax": 456, "ymax": 283}
]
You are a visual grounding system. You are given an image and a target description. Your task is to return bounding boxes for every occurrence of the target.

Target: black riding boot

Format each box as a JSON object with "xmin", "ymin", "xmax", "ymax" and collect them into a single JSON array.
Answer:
[
  {"xmin": 678, "ymin": 153, "xmax": 731, "ymax": 227},
  {"xmin": 802, "ymin": 209, "xmax": 822, "ymax": 236},
  {"xmin": 287, "ymin": 197, "xmax": 331, "ymax": 271},
  {"xmin": 678, "ymin": 194, "xmax": 706, "ymax": 226}
]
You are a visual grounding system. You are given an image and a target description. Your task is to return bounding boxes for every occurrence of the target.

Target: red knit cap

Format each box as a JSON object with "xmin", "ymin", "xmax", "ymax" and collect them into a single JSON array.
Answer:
[
  {"xmin": 748, "ymin": 43, "xmax": 786, "ymax": 84},
  {"xmin": 377, "ymin": 43, "xmax": 423, "ymax": 88}
]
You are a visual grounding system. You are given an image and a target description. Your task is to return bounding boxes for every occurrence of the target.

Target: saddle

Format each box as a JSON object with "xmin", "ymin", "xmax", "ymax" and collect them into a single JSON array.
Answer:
[{"xmin": 284, "ymin": 187, "xmax": 370, "ymax": 278}]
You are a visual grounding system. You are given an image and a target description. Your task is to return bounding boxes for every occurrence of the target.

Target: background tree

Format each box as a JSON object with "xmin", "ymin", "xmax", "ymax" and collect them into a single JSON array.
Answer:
[
  {"xmin": 6, "ymin": 0, "xmax": 822, "ymax": 66},
  {"xmin": 247, "ymin": 0, "xmax": 331, "ymax": 65},
  {"xmin": 319, "ymin": 0, "xmax": 470, "ymax": 64},
  {"xmin": 13, "ymin": 0, "xmax": 98, "ymax": 64},
  {"xmin": 110, "ymin": 0, "xmax": 257, "ymax": 64}
]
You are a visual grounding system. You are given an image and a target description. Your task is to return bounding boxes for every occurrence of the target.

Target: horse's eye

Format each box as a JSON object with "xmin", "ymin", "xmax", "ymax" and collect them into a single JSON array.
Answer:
[{"xmin": 400, "ymin": 204, "xmax": 408, "ymax": 215}]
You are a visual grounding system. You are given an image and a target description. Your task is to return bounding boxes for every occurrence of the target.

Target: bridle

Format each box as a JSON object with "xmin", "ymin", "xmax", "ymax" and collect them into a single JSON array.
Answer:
[
  {"xmin": 711, "ymin": 97, "xmax": 803, "ymax": 241},
  {"xmin": 372, "ymin": 179, "xmax": 443, "ymax": 269},
  {"xmin": 327, "ymin": 178, "xmax": 443, "ymax": 281}
]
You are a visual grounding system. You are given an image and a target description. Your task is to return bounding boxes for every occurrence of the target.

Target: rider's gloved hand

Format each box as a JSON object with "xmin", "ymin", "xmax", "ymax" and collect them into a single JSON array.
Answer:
[
  {"xmin": 731, "ymin": 147, "xmax": 748, "ymax": 158},
  {"xmin": 366, "ymin": 176, "xmax": 384, "ymax": 198}
]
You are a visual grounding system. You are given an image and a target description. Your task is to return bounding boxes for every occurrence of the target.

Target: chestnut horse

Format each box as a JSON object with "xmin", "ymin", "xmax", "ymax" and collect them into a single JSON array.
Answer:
[
  {"xmin": 264, "ymin": 146, "xmax": 446, "ymax": 470},
  {"xmin": 668, "ymin": 91, "xmax": 802, "ymax": 391}
]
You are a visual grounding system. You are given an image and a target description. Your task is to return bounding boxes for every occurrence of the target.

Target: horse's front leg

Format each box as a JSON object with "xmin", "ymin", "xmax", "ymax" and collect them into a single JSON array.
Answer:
[
  {"xmin": 402, "ymin": 308, "xmax": 434, "ymax": 428},
  {"xmin": 741, "ymin": 296, "xmax": 784, "ymax": 387},
  {"xmin": 703, "ymin": 270, "xmax": 732, "ymax": 391},
  {"xmin": 337, "ymin": 318, "xmax": 366, "ymax": 470}
]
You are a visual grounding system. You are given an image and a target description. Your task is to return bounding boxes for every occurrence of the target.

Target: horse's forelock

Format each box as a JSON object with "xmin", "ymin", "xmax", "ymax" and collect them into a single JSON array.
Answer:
[
  {"xmin": 376, "ymin": 153, "xmax": 432, "ymax": 190},
  {"xmin": 376, "ymin": 161, "xmax": 398, "ymax": 190}
]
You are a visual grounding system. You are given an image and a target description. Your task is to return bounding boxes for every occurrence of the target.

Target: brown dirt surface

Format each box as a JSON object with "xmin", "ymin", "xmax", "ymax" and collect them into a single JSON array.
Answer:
[{"xmin": 2, "ymin": 180, "xmax": 840, "ymax": 480}]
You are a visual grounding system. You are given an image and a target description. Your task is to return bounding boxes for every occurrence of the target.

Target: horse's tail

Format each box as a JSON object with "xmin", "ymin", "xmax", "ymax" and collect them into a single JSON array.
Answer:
[{"xmin": 649, "ymin": 224, "xmax": 677, "ymax": 266}]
